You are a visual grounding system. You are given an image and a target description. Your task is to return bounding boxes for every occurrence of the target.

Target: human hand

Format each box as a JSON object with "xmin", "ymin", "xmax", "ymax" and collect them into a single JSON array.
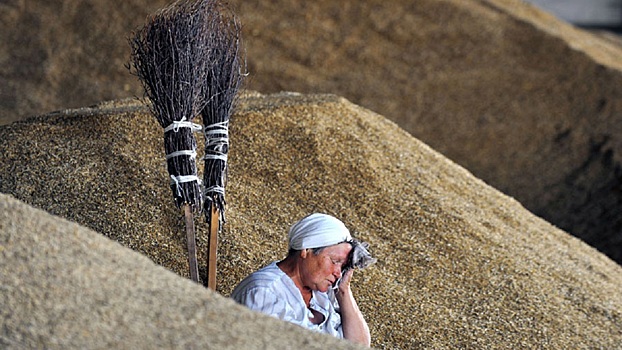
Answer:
[{"xmin": 337, "ymin": 268, "xmax": 354, "ymax": 296}]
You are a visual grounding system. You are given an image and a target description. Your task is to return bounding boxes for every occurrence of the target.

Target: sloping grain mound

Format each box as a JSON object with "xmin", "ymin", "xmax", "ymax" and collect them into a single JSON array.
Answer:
[
  {"xmin": 0, "ymin": 193, "xmax": 363, "ymax": 350},
  {"xmin": 230, "ymin": 0, "xmax": 622, "ymax": 265},
  {"xmin": 1, "ymin": 93, "xmax": 621, "ymax": 349},
  {"xmin": 1, "ymin": 0, "xmax": 621, "ymax": 265}
]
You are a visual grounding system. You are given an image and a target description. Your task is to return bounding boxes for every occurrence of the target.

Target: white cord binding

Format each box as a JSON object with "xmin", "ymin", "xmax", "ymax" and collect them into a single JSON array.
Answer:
[
  {"xmin": 203, "ymin": 120, "xmax": 229, "ymax": 196},
  {"xmin": 170, "ymin": 174, "xmax": 201, "ymax": 197},
  {"xmin": 164, "ymin": 117, "xmax": 202, "ymax": 133},
  {"xmin": 165, "ymin": 150, "xmax": 197, "ymax": 160},
  {"xmin": 204, "ymin": 121, "xmax": 229, "ymax": 152}
]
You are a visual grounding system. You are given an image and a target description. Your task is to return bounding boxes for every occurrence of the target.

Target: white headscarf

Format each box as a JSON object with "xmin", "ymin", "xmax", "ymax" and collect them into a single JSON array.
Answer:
[{"xmin": 288, "ymin": 213, "xmax": 352, "ymax": 250}]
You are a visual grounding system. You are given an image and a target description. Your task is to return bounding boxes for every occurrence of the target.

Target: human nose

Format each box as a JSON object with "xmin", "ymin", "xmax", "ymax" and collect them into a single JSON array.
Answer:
[{"xmin": 333, "ymin": 265, "xmax": 342, "ymax": 279}]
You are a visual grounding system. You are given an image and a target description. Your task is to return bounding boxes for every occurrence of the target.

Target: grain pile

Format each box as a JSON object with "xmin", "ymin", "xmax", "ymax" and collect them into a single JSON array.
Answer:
[
  {"xmin": 2, "ymin": 0, "xmax": 622, "ymax": 266},
  {"xmin": 1, "ymin": 93, "xmax": 621, "ymax": 349},
  {"xmin": 0, "ymin": 193, "xmax": 364, "ymax": 350},
  {"xmin": 228, "ymin": 0, "xmax": 622, "ymax": 265}
]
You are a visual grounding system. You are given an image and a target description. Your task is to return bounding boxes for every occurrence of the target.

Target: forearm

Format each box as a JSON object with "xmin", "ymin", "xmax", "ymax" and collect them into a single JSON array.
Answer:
[{"xmin": 337, "ymin": 288, "xmax": 371, "ymax": 347}]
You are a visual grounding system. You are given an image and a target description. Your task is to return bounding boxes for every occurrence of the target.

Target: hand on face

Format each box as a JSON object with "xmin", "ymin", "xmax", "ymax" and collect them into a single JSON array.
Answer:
[
  {"xmin": 336, "ymin": 268, "xmax": 354, "ymax": 293},
  {"xmin": 301, "ymin": 243, "xmax": 352, "ymax": 293}
]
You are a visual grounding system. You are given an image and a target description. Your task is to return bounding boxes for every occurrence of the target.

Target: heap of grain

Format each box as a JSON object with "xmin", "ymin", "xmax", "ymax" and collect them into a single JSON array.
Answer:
[
  {"xmin": 1, "ymin": 93, "xmax": 621, "ymax": 348},
  {"xmin": 3, "ymin": 0, "xmax": 622, "ymax": 265}
]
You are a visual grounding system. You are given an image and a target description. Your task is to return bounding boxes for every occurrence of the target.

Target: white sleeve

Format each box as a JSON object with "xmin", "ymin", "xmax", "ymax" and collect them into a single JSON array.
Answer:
[{"xmin": 236, "ymin": 287, "xmax": 290, "ymax": 320}]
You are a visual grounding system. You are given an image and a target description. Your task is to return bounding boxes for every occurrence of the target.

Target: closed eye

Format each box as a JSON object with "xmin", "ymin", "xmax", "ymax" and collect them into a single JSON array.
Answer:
[{"xmin": 330, "ymin": 258, "xmax": 344, "ymax": 266}]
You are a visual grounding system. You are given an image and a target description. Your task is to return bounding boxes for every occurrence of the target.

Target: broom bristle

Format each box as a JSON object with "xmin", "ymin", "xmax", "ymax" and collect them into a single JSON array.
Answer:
[
  {"xmin": 129, "ymin": 0, "xmax": 220, "ymax": 210},
  {"xmin": 201, "ymin": 0, "xmax": 245, "ymax": 223}
]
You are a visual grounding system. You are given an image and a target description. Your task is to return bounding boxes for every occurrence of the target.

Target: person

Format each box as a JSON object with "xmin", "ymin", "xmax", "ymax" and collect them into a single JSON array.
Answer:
[{"xmin": 231, "ymin": 213, "xmax": 375, "ymax": 346}]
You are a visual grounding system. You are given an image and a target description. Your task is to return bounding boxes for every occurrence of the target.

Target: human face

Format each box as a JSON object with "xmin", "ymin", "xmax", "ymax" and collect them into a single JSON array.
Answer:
[{"xmin": 300, "ymin": 242, "xmax": 352, "ymax": 292}]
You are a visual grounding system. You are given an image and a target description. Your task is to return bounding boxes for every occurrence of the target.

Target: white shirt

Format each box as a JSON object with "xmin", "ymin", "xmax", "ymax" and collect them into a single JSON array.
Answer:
[{"xmin": 231, "ymin": 262, "xmax": 344, "ymax": 338}]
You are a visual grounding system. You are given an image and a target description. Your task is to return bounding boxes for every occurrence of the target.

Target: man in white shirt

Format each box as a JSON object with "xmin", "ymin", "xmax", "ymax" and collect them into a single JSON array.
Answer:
[{"xmin": 231, "ymin": 213, "xmax": 374, "ymax": 347}]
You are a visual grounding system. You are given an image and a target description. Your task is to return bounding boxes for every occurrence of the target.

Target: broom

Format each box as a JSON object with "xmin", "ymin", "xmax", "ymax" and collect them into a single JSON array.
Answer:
[
  {"xmin": 200, "ymin": 0, "xmax": 244, "ymax": 290},
  {"xmin": 129, "ymin": 0, "xmax": 213, "ymax": 283}
]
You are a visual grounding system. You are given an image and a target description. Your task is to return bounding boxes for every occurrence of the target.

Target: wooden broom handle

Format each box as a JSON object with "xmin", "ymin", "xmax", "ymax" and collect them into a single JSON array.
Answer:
[
  {"xmin": 207, "ymin": 204, "xmax": 219, "ymax": 290},
  {"xmin": 184, "ymin": 204, "xmax": 199, "ymax": 283}
]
